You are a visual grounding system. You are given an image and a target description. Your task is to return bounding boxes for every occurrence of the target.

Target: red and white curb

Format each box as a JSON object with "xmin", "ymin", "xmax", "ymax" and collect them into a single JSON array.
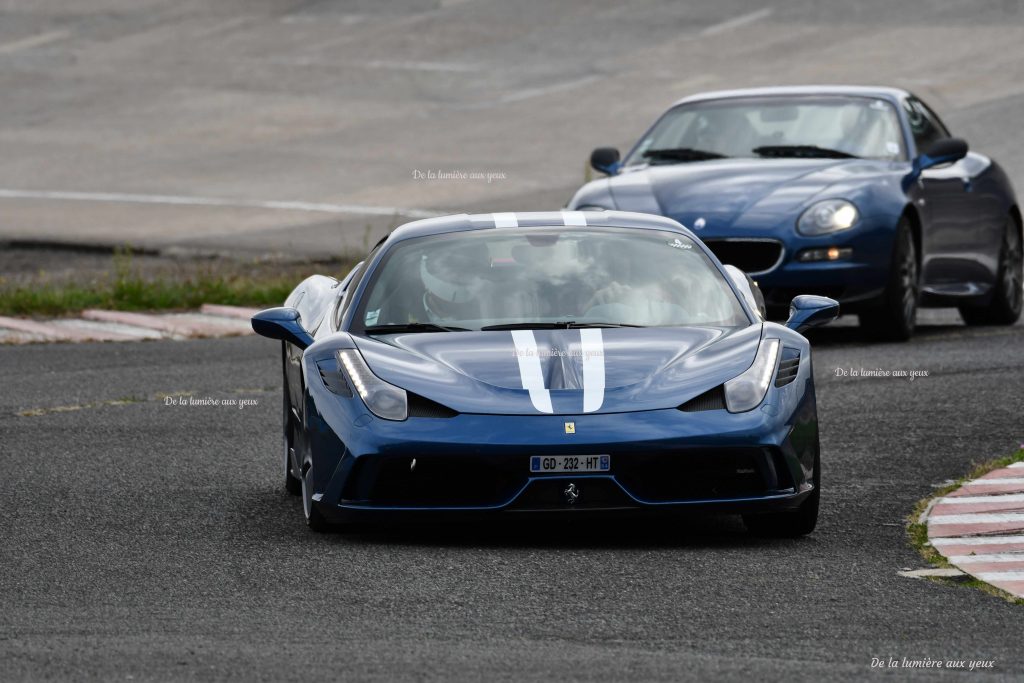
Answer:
[
  {"xmin": 0, "ymin": 304, "xmax": 259, "ymax": 344},
  {"xmin": 925, "ymin": 461, "xmax": 1024, "ymax": 598}
]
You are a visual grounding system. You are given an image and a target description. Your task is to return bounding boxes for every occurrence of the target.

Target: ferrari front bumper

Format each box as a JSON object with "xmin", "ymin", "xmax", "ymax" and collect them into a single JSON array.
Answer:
[{"xmin": 308, "ymin": 393, "xmax": 819, "ymax": 521}]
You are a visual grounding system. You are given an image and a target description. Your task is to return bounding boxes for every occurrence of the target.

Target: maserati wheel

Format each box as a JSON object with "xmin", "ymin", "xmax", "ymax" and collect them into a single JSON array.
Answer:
[
  {"xmin": 959, "ymin": 216, "xmax": 1023, "ymax": 326},
  {"xmin": 859, "ymin": 217, "xmax": 918, "ymax": 341}
]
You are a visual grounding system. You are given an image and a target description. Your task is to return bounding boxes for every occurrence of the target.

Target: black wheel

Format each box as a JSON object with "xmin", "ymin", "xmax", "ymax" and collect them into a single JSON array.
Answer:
[
  {"xmin": 282, "ymin": 359, "xmax": 301, "ymax": 496},
  {"xmin": 744, "ymin": 453, "xmax": 820, "ymax": 538},
  {"xmin": 959, "ymin": 216, "xmax": 1023, "ymax": 326},
  {"xmin": 283, "ymin": 440, "xmax": 301, "ymax": 496},
  {"xmin": 859, "ymin": 217, "xmax": 919, "ymax": 341},
  {"xmin": 301, "ymin": 462, "xmax": 330, "ymax": 533}
]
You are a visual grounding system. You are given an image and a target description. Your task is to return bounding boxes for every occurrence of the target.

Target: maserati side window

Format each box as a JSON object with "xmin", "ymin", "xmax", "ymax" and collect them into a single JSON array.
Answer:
[{"xmin": 905, "ymin": 97, "xmax": 949, "ymax": 153}]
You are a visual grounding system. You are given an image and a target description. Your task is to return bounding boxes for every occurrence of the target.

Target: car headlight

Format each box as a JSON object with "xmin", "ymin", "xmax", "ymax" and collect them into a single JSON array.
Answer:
[
  {"xmin": 797, "ymin": 199, "xmax": 858, "ymax": 236},
  {"xmin": 337, "ymin": 349, "xmax": 408, "ymax": 421},
  {"xmin": 724, "ymin": 338, "xmax": 780, "ymax": 413}
]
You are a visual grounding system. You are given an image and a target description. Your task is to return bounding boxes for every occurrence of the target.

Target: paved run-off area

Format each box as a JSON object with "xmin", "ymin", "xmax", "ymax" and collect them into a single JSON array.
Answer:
[{"xmin": 1, "ymin": 315, "xmax": 1023, "ymax": 681}]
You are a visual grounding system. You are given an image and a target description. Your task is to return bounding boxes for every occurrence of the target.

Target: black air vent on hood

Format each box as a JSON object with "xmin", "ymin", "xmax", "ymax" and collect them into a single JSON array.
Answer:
[
  {"xmin": 678, "ymin": 386, "xmax": 726, "ymax": 412},
  {"xmin": 408, "ymin": 393, "xmax": 459, "ymax": 418}
]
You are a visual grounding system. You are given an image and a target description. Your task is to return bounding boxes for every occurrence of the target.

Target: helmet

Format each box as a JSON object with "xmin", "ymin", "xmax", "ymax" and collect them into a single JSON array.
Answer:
[{"xmin": 419, "ymin": 243, "xmax": 490, "ymax": 320}]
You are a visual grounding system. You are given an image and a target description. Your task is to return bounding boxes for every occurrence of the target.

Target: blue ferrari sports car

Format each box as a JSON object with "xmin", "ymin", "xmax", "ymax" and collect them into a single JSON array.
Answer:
[
  {"xmin": 252, "ymin": 211, "xmax": 838, "ymax": 536},
  {"xmin": 570, "ymin": 86, "xmax": 1022, "ymax": 340}
]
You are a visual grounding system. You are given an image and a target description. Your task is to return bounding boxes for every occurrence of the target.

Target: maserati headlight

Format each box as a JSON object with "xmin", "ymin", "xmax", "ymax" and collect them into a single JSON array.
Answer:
[
  {"xmin": 797, "ymin": 199, "xmax": 858, "ymax": 236},
  {"xmin": 724, "ymin": 338, "xmax": 780, "ymax": 413},
  {"xmin": 337, "ymin": 349, "xmax": 408, "ymax": 421}
]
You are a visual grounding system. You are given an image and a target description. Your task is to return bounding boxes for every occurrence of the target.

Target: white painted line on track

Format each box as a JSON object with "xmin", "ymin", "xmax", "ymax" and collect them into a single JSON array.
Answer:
[
  {"xmin": 960, "ymin": 478, "xmax": 1024, "ymax": 486},
  {"xmin": 927, "ymin": 513, "xmax": 1024, "ymax": 525},
  {"xmin": 938, "ymin": 494, "xmax": 1024, "ymax": 504},
  {"xmin": 931, "ymin": 535, "xmax": 1024, "ymax": 546},
  {"xmin": 975, "ymin": 571, "xmax": 1024, "ymax": 581},
  {"xmin": 700, "ymin": 8, "xmax": 774, "ymax": 36},
  {"xmin": 499, "ymin": 75, "xmax": 604, "ymax": 104},
  {"xmin": 361, "ymin": 59, "xmax": 479, "ymax": 73},
  {"xmin": 948, "ymin": 554, "xmax": 1024, "ymax": 563},
  {"xmin": 0, "ymin": 30, "xmax": 70, "ymax": 54},
  {"xmin": 0, "ymin": 189, "xmax": 439, "ymax": 219}
]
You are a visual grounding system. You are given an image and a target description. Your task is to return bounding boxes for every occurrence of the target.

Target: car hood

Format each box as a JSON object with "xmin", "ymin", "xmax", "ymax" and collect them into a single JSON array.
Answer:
[
  {"xmin": 354, "ymin": 324, "xmax": 762, "ymax": 415},
  {"xmin": 608, "ymin": 158, "xmax": 878, "ymax": 230}
]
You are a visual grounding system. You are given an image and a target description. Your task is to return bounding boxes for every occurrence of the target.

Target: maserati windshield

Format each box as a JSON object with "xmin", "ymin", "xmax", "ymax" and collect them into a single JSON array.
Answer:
[
  {"xmin": 355, "ymin": 228, "xmax": 749, "ymax": 332},
  {"xmin": 624, "ymin": 95, "xmax": 906, "ymax": 166}
]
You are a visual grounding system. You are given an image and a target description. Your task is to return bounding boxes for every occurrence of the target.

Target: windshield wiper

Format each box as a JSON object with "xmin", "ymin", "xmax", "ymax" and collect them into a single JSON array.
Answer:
[
  {"xmin": 752, "ymin": 145, "xmax": 859, "ymax": 159},
  {"xmin": 364, "ymin": 322, "xmax": 468, "ymax": 334},
  {"xmin": 642, "ymin": 147, "xmax": 729, "ymax": 163},
  {"xmin": 481, "ymin": 321, "xmax": 645, "ymax": 331}
]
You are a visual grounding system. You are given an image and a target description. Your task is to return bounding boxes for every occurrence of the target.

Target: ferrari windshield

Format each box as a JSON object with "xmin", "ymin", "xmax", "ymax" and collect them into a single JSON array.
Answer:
[
  {"xmin": 623, "ymin": 95, "xmax": 906, "ymax": 166},
  {"xmin": 354, "ymin": 227, "xmax": 749, "ymax": 332}
]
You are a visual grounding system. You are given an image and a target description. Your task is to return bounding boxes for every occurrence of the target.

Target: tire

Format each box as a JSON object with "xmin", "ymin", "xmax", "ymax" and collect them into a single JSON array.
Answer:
[
  {"xmin": 284, "ymin": 441, "xmax": 301, "ymax": 496},
  {"xmin": 301, "ymin": 462, "xmax": 331, "ymax": 533},
  {"xmin": 744, "ymin": 452, "xmax": 820, "ymax": 538},
  {"xmin": 959, "ymin": 216, "xmax": 1023, "ymax": 326},
  {"xmin": 282, "ymin": 364, "xmax": 301, "ymax": 496},
  {"xmin": 859, "ymin": 216, "xmax": 919, "ymax": 341}
]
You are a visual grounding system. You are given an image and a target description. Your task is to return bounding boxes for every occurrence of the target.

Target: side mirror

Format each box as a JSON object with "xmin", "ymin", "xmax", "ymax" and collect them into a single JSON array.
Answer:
[
  {"xmin": 590, "ymin": 147, "xmax": 621, "ymax": 175},
  {"xmin": 903, "ymin": 138, "xmax": 970, "ymax": 191},
  {"xmin": 918, "ymin": 137, "xmax": 968, "ymax": 171},
  {"xmin": 251, "ymin": 307, "xmax": 315, "ymax": 350},
  {"xmin": 786, "ymin": 295, "xmax": 839, "ymax": 333}
]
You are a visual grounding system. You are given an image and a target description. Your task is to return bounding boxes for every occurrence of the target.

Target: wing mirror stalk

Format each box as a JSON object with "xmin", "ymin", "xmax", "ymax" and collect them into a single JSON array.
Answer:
[
  {"xmin": 252, "ymin": 307, "xmax": 315, "ymax": 350},
  {"xmin": 786, "ymin": 295, "xmax": 840, "ymax": 333}
]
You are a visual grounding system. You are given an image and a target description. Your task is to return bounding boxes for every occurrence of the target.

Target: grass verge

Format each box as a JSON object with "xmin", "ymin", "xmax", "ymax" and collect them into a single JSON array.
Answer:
[
  {"xmin": 0, "ymin": 250, "xmax": 359, "ymax": 317},
  {"xmin": 907, "ymin": 447, "xmax": 1024, "ymax": 605}
]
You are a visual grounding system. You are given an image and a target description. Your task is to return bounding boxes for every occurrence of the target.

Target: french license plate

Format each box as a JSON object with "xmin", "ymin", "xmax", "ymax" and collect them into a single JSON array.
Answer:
[{"xmin": 530, "ymin": 455, "xmax": 610, "ymax": 473}]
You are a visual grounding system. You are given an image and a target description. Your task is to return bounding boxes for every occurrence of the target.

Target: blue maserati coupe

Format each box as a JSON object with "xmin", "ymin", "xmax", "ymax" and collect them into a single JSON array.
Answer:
[
  {"xmin": 251, "ymin": 211, "xmax": 838, "ymax": 536},
  {"xmin": 570, "ymin": 86, "xmax": 1022, "ymax": 340}
]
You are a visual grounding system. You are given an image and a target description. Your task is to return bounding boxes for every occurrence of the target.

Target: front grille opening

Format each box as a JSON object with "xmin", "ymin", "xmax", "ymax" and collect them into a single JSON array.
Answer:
[
  {"xmin": 704, "ymin": 240, "xmax": 783, "ymax": 273},
  {"xmin": 407, "ymin": 392, "xmax": 459, "ymax": 418},
  {"xmin": 679, "ymin": 386, "xmax": 726, "ymax": 412},
  {"xmin": 346, "ymin": 454, "xmax": 525, "ymax": 506},
  {"xmin": 615, "ymin": 447, "xmax": 793, "ymax": 502}
]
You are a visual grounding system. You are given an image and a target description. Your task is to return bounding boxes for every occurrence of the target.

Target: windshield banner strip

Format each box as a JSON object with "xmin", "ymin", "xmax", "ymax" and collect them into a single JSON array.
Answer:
[
  {"xmin": 492, "ymin": 212, "xmax": 518, "ymax": 228},
  {"xmin": 561, "ymin": 210, "xmax": 587, "ymax": 226},
  {"xmin": 580, "ymin": 329, "xmax": 605, "ymax": 413},
  {"xmin": 510, "ymin": 330, "xmax": 553, "ymax": 413}
]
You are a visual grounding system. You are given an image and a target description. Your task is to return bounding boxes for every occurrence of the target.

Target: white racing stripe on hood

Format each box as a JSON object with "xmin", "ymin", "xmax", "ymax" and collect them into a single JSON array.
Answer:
[
  {"xmin": 511, "ymin": 329, "xmax": 606, "ymax": 414},
  {"xmin": 580, "ymin": 328, "xmax": 605, "ymax": 412},
  {"xmin": 561, "ymin": 210, "xmax": 587, "ymax": 226},
  {"xmin": 511, "ymin": 330, "xmax": 553, "ymax": 413},
  {"xmin": 492, "ymin": 212, "xmax": 518, "ymax": 227}
]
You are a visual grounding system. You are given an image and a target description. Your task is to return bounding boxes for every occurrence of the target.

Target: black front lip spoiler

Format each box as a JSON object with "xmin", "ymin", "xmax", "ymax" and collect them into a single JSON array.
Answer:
[{"xmin": 318, "ymin": 485, "xmax": 813, "ymax": 525}]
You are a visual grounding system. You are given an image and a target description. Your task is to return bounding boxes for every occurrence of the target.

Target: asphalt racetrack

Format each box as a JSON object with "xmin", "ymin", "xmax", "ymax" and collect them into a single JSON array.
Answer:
[
  {"xmin": 2, "ymin": 314, "xmax": 1022, "ymax": 681},
  {"xmin": 3, "ymin": 0, "xmax": 1024, "ymax": 679}
]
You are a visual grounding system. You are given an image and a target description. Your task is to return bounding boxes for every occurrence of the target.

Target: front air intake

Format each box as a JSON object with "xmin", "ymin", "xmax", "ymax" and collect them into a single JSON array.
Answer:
[{"xmin": 775, "ymin": 349, "xmax": 801, "ymax": 387}]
